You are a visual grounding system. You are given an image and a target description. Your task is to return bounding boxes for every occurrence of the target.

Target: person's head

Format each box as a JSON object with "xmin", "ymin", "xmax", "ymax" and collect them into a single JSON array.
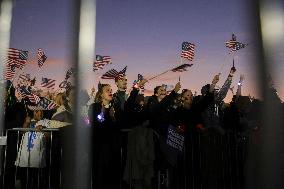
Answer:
[
  {"xmin": 33, "ymin": 110, "xmax": 43, "ymax": 121},
  {"xmin": 181, "ymin": 89, "xmax": 193, "ymax": 109},
  {"xmin": 173, "ymin": 94, "xmax": 183, "ymax": 108},
  {"xmin": 115, "ymin": 76, "xmax": 127, "ymax": 91},
  {"xmin": 95, "ymin": 84, "xmax": 113, "ymax": 104},
  {"xmin": 201, "ymin": 84, "xmax": 210, "ymax": 96},
  {"xmin": 55, "ymin": 93, "xmax": 67, "ymax": 106},
  {"xmin": 66, "ymin": 86, "xmax": 75, "ymax": 105},
  {"xmin": 154, "ymin": 85, "xmax": 167, "ymax": 101}
]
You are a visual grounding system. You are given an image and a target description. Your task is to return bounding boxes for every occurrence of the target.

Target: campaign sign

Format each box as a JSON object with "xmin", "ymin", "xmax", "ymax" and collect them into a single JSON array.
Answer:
[{"xmin": 166, "ymin": 125, "xmax": 184, "ymax": 152}]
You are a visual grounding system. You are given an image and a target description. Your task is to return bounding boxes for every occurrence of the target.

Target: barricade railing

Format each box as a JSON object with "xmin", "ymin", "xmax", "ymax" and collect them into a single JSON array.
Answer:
[
  {"xmin": 1, "ymin": 127, "xmax": 252, "ymax": 189},
  {"xmin": 1, "ymin": 128, "xmax": 60, "ymax": 189}
]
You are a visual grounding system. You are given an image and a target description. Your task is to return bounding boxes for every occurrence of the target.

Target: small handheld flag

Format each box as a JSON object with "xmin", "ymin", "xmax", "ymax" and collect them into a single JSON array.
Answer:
[
  {"xmin": 93, "ymin": 55, "xmax": 112, "ymax": 71},
  {"xmin": 225, "ymin": 34, "xmax": 247, "ymax": 53},
  {"xmin": 37, "ymin": 48, "xmax": 47, "ymax": 67},
  {"xmin": 101, "ymin": 66, "xmax": 127, "ymax": 80},
  {"xmin": 181, "ymin": 42, "xmax": 195, "ymax": 61}
]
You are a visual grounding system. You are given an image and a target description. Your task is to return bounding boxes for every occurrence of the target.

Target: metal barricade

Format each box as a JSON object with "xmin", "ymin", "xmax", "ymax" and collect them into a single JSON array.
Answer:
[{"xmin": 1, "ymin": 128, "xmax": 60, "ymax": 189}]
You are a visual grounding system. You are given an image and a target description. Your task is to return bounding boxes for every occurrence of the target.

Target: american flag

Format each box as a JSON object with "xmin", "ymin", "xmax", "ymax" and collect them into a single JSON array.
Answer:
[
  {"xmin": 18, "ymin": 74, "xmax": 30, "ymax": 85},
  {"xmin": 59, "ymin": 80, "xmax": 70, "ymax": 89},
  {"xmin": 133, "ymin": 74, "xmax": 145, "ymax": 90},
  {"xmin": 18, "ymin": 86, "xmax": 40, "ymax": 104},
  {"xmin": 171, "ymin": 64, "xmax": 193, "ymax": 72},
  {"xmin": 93, "ymin": 55, "xmax": 112, "ymax": 71},
  {"xmin": 37, "ymin": 48, "xmax": 47, "ymax": 67},
  {"xmin": 225, "ymin": 34, "xmax": 247, "ymax": 53},
  {"xmin": 181, "ymin": 42, "xmax": 195, "ymax": 61},
  {"xmin": 4, "ymin": 62, "xmax": 20, "ymax": 80},
  {"xmin": 27, "ymin": 97, "xmax": 57, "ymax": 110},
  {"xmin": 38, "ymin": 97, "xmax": 57, "ymax": 110},
  {"xmin": 65, "ymin": 68, "xmax": 75, "ymax": 80},
  {"xmin": 41, "ymin": 77, "xmax": 56, "ymax": 88},
  {"xmin": 101, "ymin": 66, "xmax": 127, "ymax": 80},
  {"xmin": 6, "ymin": 48, "xmax": 28, "ymax": 69}
]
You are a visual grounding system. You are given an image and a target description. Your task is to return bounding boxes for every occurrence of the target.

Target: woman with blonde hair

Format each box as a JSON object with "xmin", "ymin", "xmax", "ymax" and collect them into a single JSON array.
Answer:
[{"xmin": 89, "ymin": 84, "xmax": 121, "ymax": 188}]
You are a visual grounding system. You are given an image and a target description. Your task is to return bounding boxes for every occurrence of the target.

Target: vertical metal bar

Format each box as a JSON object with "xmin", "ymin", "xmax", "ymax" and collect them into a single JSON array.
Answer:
[
  {"xmin": 49, "ymin": 131, "xmax": 53, "ymax": 188},
  {"xmin": 0, "ymin": 0, "xmax": 13, "ymax": 134},
  {"xmin": 246, "ymin": 1, "xmax": 284, "ymax": 188},
  {"xmin": 184, "ymin": 141, "xmax": 187, "ymax": 189},
  {"xmin": 14, "ymin": 130, "xmax": 20, "ymax": 185},
  {"xmin": 60, "ymin": 145, "xmax": 62, "ymax": 189},
  {"xmin": 191, "ymin": 133, "xmax": 195, "ymax": 189},
  {"xmin": 61, "ymin": 0, "xmax": 96, "ymax": 188},
  {"xmin": 120, "ymin": 146, "xmax": 122, "ymax": 189},
  {"xmin": 2, "ymin": 130, "xmax": 8, "ymax": 188}
]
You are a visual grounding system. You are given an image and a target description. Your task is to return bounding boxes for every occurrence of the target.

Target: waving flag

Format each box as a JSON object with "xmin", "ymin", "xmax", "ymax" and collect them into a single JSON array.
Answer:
[
  {"xmin": 93, "ymin": 55, "xmax": 112, "ymax": 71},
  {"xmin": 41, "ymin": 77, "xmax": 56, "ymax": 88},
  {"xmin": 6, "ymin": 48, "xmax": 28, "ymax": 69},
  {"xmin": 65, "ymin": 68, "xmax": 75, "ymax": 80},
  {"xmin": 18, "ymin": 74, "xmax": 30, "ymax": 86},
  {"xmin": 59, "ymin": 80, "xmax": 71, "ymax": 89},
  {"xmin": 133, "ymin": 74, "xmax": 145, "ymax": 90},
  {"xmin": 181, "ymin": 42, "xmax": 195, "ymax": 61},
  {"xmin": 38, "ymin": 97, "xmax": 57, "ymax": 110},
  {"xmin": 18, "ymin": 86, "xmax": 40, "ymax": 104},
  {"xmin": 4, "ymin": 62, "xmax": 20, "ymax": 80},
  {"xmin": 171, "ymin": 64, "xmax": 193, "ymax": 72},
  {"xmin": 37, "ymin": 48, "xmax": 47, "ymax": 67},
  {"xmin": 226, "ymin": 34, "xmax": 247, "ymax": 53},
  {"xmin": 101, "ymin": 66, "xmax": 127, "ymax": 80},
  {"xmin": 28, "ymin": 97, "xmax": 57, "ymax": 110}
]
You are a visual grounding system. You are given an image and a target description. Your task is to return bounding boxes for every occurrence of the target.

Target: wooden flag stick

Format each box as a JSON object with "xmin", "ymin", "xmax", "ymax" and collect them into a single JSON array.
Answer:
[
  {"xmin": 147, "ymin": 69, "xmax": 171, "ymax": 81},
  {"xmin": 179, "ymin": 57, "xmax": 182, "ymax": 82}
]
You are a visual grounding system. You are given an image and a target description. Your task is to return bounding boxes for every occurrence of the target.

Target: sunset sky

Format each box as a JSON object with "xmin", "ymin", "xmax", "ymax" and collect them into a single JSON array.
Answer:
[{"xmin": 8, "ymin": 0, "xmax": 284, "ymax": 102}]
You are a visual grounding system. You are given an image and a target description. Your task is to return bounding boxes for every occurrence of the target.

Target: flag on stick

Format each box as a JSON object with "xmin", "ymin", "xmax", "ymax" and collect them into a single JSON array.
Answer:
[
  {"xmin": 93, "ymin": 55, "xmax": 112, "ymax": 71},
  {"xmin": 37, "ymin": 48, "xmax": 47, "ymax": 67},
  {"xmin": 171, "ymin": 64, "xmax": 193, "ymax": 72},
  {"xmin": 225, "ymin": 34, "xmax": 247, "ymax": 53},
  {"xmin": 41, "ymin": 77, "xmax": 56, "ymax": 89},
  {"xmin": 101, "ymin": 66, "xmax": 127, "ymax": 80},
  {"xmin": 181, "ymin": 42, "xmax": 195, "ymax": 61}
]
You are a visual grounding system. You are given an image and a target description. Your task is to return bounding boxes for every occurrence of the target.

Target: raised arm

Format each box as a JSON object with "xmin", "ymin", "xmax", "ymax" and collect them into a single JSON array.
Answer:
[
  {"xmin": 215, "ymin": 66, "xmax": 236, "ymax": 105},
  {"xmin": 236, "ymin": 74, "xmax": 244, "ymax": 101}
]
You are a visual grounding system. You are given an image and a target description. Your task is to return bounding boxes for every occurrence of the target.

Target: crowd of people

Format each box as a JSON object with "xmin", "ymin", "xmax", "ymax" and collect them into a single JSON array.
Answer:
[{"xmin": 1, "ymin": 65, "xmax": 283, "ymax": 189}]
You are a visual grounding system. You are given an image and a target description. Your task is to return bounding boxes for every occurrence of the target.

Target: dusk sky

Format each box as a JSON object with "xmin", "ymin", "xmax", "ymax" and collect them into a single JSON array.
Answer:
[{"xmin": 8, "ymin": 0, "xmax": 284, "ymax": 102}]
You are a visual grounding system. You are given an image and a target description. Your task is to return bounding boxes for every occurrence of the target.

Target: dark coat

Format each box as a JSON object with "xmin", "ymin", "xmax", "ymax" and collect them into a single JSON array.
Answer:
[
  {"xmin": 146, "ymin": 91, "xmax": 178, "ymax": 136},
  {"xmin": 124, "ymin": 88, "xmax": 149, "ymax": 127}
]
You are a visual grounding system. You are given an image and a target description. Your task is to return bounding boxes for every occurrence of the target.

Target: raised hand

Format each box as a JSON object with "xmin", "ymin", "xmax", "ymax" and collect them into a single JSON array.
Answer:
[
  {"xmin": 212, "ymin": 74, "xmax": 220, "ymax": 85},
  {"xmin": 138, "ymin": 79, "xmax": 148, "ymax": 88},
  {"xmin": 174, "ymin": 82, "xmax": 181, "ymax": 93}
]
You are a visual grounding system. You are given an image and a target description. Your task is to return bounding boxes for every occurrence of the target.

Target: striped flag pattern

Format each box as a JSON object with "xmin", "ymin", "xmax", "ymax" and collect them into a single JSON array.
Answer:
[
  {"xmin": 27, "ymin": 97, "xmax": 57, "ymax": 110},
  {"xmin": 65, "ymin": 68, "xmax": 75, "ymax": 80},
  {"xmin": 101, "ymin": 66, "xmax": 127, "ymax": 80},
  {"xmin": 41, "ymin": 77, "xmax": 56, "ymax": 88},
  {"xmin": 18, "ymin": 86, "xmax": 41, "ymax": 104},
  {"xmin": 225, "ymin": 34, "xmax": 247, "ymax": 53},
  {"xmin": 37, "ymin": 48, "xmax": 47, "ymax": 67},
  {"xmin": 4, "ymin": 48, "xmax": 28, "ymax": 80},
  {"xmin": 171, "ymin": 64, "xmax": 193, "ymax": 72},
  {"xmin": 93, "ymin": 55, "xmax": 112, "ymax": 71},
  {"xmin": 7, "ymin": 48, "xmax": 28, "ymax": 69},
  {"xmin": 18, "ymin": 74, "xmax": 30, "ymax": 85},
  {"xmin": 4, "ymin": 62, "xmax": 19, "ymax": 80},
  {"xmin": 181, "ymin": 42, "xmax": 195, "ymax": 61},
  {"xmin": 38, "ymin": 97, "xmax": 57, "ymax": 110}
]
